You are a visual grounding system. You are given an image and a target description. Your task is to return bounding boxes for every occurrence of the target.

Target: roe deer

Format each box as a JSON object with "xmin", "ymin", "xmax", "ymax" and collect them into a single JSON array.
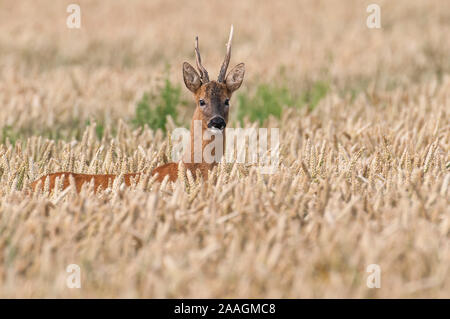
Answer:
[{"xmin": 31, "ymin": 26, "xmax": 245, "ymax": 193}]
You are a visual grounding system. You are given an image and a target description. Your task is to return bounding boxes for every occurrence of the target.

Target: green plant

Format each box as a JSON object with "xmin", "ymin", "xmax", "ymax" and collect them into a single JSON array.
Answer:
[
  {"xmin": 301, "ymin": 81, "xmax": 329, "ymax": 110},
  {"xmin": 1, "ymin": 126, "xmax": 20, "ymax": 145},
  {"xmin": 132, "ymin": 78, "xmax": 181, "ymax": 131},
  {"xmin": 236, "ymin": 81, "xmax": 329, "ymax": 124},
  {"xmin": 236, "ymin": 84, "xmax": 296, "ymax": 124},
  {"xmin": 85, "ymin": 120, "xmax": 105, "ymax": 140},
  {"xmin": 1, "ymin": 118, "xmax": 86, "ymax": 145}
]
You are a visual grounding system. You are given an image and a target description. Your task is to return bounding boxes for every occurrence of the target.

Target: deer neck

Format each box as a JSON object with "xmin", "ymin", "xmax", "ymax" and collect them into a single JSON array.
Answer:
[{"xmin": 183, "ymin": 108, "xmax": 226, "ymax": 172}]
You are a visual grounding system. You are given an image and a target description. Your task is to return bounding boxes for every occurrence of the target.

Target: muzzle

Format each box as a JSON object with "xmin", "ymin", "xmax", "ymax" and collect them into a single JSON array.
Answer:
[{"xmin": 207, "ymin": 117, "xmax": 226, "ymax": 130}]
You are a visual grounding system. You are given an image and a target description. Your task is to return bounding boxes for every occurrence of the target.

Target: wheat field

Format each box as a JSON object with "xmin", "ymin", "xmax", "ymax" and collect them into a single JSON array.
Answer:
[{"xmin": 0, "ymin": 0, "xmax": 449, "ymax": 298}]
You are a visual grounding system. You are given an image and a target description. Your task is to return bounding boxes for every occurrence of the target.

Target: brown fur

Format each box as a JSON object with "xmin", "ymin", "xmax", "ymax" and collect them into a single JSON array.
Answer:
[
  {"xmin": 30, "ymin": 162, "xmax": 213, "ymax": 193},
  {"xmin": 30, "ymin": 32, "xmax": 244, "ymax": 194},
  {"xmin": 30, "ymin": 172, "xmax": 141, "ymax": 193}
]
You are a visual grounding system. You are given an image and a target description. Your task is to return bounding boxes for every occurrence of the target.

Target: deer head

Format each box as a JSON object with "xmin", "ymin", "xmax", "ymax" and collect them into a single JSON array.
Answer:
[{"xmin": 182, "ymin": 26, "xmax": 245, "ymax": 135}]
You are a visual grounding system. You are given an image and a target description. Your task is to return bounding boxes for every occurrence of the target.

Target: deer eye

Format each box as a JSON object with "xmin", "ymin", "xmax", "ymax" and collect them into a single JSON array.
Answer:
[
  {"xmin": 199, "ymin": 99, "xmax": 206, "ymax": 106},
  {"xmin": 224, "ymin": 99, "xmax": 230, "ymax": 106}
]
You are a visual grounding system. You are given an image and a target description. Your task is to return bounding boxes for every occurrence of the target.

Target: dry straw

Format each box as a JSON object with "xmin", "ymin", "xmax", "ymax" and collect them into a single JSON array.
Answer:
[{"xmin": 0, "ymin": 0, "xmax": 449, "ymax": 298}]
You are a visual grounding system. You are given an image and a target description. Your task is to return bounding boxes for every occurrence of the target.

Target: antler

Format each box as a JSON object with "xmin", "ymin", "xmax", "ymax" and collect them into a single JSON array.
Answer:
[
  {"xmin": 217, "ymin": 25, "xmax": 234, "ymax": 83},
  {"xmin": 195, "ymin": 36, "xmax": 209, "ymax": 83}
]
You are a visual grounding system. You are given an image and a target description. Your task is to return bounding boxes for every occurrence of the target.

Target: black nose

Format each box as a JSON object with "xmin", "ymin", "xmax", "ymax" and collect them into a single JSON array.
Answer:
[{"xmin": 208, "ymin": 117, "xmax": 226, "ymax": 130}]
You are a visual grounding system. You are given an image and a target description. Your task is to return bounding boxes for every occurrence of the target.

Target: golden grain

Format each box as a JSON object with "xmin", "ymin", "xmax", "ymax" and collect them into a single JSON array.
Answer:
[{"xmin": 0, "ymin": 0, "xmax": 449, "ymax": 298}]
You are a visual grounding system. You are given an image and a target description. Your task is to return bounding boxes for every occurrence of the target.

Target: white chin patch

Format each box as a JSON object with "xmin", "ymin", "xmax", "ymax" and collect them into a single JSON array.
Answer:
[{"xmin": 208, "ymin": 127, "xmax": 223, "ymax": 134}]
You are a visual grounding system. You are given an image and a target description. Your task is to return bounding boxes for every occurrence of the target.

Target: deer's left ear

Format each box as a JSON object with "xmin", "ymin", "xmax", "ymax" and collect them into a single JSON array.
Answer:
[{"xmin": 225, "ymin": 63, "xmax": 245, "ymax": 93}]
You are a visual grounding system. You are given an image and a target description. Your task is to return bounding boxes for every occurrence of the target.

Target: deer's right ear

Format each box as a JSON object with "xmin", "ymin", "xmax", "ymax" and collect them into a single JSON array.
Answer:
[{"xmin": 183, "ymin": 62, "xmax": 202, "ymax": 93}]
